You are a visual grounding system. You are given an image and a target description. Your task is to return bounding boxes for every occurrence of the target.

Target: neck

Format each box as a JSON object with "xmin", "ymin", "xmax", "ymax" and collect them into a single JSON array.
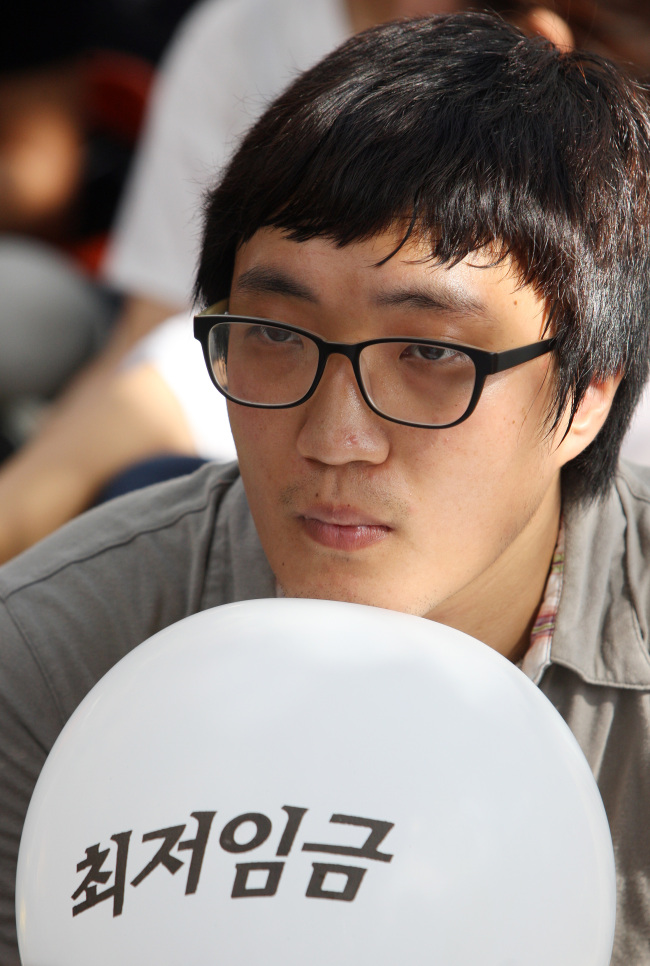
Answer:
[{"xmin": 427, "ymin": 483, "xmax": 562, "ymax": 663}]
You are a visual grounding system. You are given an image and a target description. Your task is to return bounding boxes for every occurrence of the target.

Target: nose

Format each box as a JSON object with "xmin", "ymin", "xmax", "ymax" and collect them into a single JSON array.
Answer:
[{"xmin": 296, "ymin": 354, "xmax": 390, "ymax": 466}]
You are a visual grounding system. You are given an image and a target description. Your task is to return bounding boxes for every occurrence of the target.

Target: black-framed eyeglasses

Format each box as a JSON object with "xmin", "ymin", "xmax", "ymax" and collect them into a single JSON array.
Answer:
[{"xmin": 194, "ymin": 299, "xmax": 556, "ymax": 429}]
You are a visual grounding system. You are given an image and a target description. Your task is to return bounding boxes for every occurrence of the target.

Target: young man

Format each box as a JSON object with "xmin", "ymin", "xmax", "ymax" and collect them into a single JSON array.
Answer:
[
  {"xmin": 0, "ymin": 0, "xmax": 576, "ymax": 564},
  {"xmin": 1, "ymin": 13, "xmax": 649, "ymax": 965}
]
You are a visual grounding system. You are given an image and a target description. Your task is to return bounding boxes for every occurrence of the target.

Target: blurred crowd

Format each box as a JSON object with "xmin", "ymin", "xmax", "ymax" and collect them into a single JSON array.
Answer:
[{"xmin": 1, "ymin": 0, "xmax": 650, "ymax": 564}]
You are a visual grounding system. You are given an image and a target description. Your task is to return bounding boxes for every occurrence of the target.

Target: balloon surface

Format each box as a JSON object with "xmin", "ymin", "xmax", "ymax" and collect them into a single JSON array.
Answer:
[{"xmin": 17, "ymin": 598, "xmax": 616, "ymax": 965}]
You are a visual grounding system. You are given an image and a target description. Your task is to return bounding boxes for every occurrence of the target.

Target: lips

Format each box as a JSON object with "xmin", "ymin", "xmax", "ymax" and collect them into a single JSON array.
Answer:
[{"xmin": 298, "ymin": 506, "xmax": 392, "ymax": 551}]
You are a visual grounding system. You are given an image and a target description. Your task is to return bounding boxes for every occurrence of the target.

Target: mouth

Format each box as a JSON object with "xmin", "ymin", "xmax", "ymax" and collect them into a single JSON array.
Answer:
[{"xmin": 298, "ymin": 506, "xmax": 392, "ymax": 552}]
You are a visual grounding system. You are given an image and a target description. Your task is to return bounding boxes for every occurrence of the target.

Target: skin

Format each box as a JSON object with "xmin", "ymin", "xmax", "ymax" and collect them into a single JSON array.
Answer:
[{"xmin": 227, "ymin": 227, "xmax": 618, "ymax": 663}]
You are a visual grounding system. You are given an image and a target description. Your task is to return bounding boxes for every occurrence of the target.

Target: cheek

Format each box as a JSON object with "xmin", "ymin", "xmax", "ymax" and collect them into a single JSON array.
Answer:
[
  {"xmin": 396, "ymin": 429, "xmax": 557, "ymax": 592},
  {"xmin": 228, "ymin": 404, "xmax": 302, "ymax": 486},
  {"xmin": 400, "ymin": 388, "xmax": 558, "ymax": 518},
  {"xmin": 477, "ymin": 363, "xmax": 558, "ymax": 457},
  {"xmin": 228, "ymin": 403, "xmax": 263, "ymax": 452}
]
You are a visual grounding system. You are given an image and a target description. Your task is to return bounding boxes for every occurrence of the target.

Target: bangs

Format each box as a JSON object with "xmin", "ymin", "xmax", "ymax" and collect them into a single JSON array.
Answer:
[{"xmin": 200, "ymin": 15, "xmax": 644, "ymax": 311}]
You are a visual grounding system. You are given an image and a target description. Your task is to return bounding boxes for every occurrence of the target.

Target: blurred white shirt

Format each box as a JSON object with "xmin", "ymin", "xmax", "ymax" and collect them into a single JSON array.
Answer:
[{"xmin": 103, "ymin": 0, "xmax": 349, "ymax": 306}]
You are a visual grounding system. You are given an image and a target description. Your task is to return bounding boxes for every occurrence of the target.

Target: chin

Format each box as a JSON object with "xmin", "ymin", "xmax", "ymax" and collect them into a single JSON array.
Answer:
[{"xmin": 277, "ymin": 574, "xmax": 428, "ymax": 616}]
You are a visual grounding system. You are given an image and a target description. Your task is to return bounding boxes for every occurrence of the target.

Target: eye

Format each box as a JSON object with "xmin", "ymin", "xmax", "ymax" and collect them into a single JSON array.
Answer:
[
  {"xmin": 247, "ymin": 324, "xmax": 302, "ymax": 345},
  {"xmin": 400, "ymin": 343, "xmax": 460, "ymax": 363}
]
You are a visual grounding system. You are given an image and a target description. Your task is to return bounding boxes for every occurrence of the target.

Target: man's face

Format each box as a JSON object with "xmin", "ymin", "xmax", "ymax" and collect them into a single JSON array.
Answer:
[{"xmin": 227, "ymin": 227, "xmax": 575, "ymax": 650}]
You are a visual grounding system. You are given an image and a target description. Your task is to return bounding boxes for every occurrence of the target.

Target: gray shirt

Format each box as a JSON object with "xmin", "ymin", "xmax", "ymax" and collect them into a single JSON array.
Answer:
[{"xmin": 0, "ymin": 459, "xmax": 649, "ymax": 964}]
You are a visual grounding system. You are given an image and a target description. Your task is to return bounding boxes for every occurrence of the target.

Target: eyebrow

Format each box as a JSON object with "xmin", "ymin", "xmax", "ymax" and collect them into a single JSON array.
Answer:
[
  {"xmin": 374, "ymin": 285, "xmax": 489, "ymax": 318},
  {"xmin": 233, "ymin": 264, "xmax": 493, "ymax": 321},
  {"xmin": 233, "ymin": 266, "xmax": 318, "ymax": 302}
]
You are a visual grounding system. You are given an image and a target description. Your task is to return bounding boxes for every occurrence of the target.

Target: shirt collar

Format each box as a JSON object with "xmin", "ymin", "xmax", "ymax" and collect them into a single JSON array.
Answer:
[{"xmin": 520, "ymin": 520, "xmax": 564, "ymax": 684}]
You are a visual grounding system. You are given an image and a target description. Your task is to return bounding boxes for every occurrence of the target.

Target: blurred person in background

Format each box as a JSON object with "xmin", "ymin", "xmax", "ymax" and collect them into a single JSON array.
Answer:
[
  {"xmin": 0, "ymin": 0, "xmax": 197, "ymax": 453},
  {"xmin": 0, "ymin": 0, "xmax": 120, "ymax": 462},
  {"xmin": 0, "ymin": 0, "xmax": 642, "ymax": 563}
]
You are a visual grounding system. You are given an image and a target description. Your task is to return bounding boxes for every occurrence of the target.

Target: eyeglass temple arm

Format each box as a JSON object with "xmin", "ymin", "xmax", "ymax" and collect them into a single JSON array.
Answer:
[
  {"xmin": 194, "ymin": 299, "xmax": 230, "ymax": 341},
  {"xmin": 195, "ymin": 298, "xmax": 229, "ymax": 318},
  {"xmin": 491, "ymin": 303, "xmax": 557, "ymax": 373},
  {"xmin": 490, "ymin": 336, "xmax": 556, "ymax": 374}
]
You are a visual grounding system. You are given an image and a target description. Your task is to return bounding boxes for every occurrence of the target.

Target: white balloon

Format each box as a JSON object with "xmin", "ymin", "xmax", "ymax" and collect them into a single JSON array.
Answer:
[{"xmin": 17, "ymin": 598, "xmax": 615, "ymax": 965}]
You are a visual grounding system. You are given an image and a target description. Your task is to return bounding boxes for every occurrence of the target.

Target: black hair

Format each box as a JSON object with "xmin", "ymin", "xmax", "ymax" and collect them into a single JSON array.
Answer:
[{"xmin": 195, "ymin": 12, "xmax": 650, "ymax": 502}]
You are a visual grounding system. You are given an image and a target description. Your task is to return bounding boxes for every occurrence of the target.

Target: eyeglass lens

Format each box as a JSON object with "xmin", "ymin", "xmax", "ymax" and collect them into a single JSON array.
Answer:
[{"xmin": 208, "ymin": 320, "xmax": 477, "ymax": 426}]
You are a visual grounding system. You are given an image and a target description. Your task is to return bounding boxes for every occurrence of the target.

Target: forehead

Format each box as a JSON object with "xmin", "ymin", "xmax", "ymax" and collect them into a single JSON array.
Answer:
[{"xmin": 231, "ymin": 227, "xmax": 550, "ymax": 345}]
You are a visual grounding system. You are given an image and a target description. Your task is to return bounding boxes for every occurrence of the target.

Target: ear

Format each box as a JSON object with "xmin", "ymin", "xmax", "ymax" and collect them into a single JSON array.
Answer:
[
  {"xmin": 520, "ymin": 6, "xmax": 574, "ymax": 51},
  {"xmin": 554, "ymin": 374, "xmax": 622, "ymax": 466}
]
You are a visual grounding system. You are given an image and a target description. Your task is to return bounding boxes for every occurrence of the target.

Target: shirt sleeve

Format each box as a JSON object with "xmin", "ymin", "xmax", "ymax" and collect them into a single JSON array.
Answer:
[
  {"xmin": 0, "ymin": 464, "xmax": 235, "ymax": 963},
  {"xmin": 0, "ymin": 602, "xmax": 66, "ymax": 965}
]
